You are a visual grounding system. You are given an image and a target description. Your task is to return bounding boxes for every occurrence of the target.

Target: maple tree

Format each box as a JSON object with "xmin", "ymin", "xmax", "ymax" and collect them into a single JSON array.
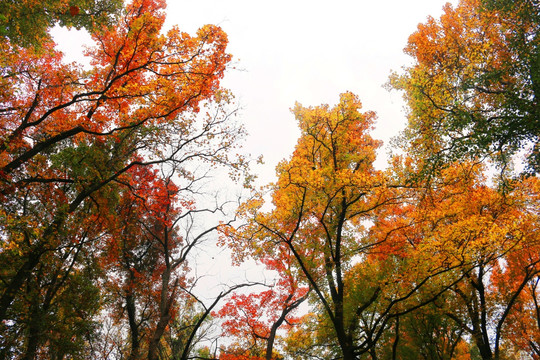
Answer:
[
  {"xmin": 383, "ymin": 1, "xmax": 540, "ymax": 357},
  {"xmin": 372, "ymin": 160, "xmax": 540, "ymax": 360},
  {"xmin": 391, "ymin": 0, "xmax": 540, "ymax": 174},
  {"xmin": 250, "ymin": 92, "xmax": 388, "ymax": 360},
  {"xmin": 99, "ymin": 151, "xmax": 249, "ymax": 360},
  {"xmin": 228, "ymin": 93, "xmax": 454, "ymax": 359},
  {"xmin": 0, "ymin": 0, "xmax": 247, "ymax": 357},
  {"xmin": 454, "ymin": 175, "xmax": 540, "ymax": 360},
  {"xmin": 383, "ymin": 2, "xmax": 540, "ymax": 355},
  {"xmin": 98, "ymin": 165, "xmax": 174, "ymax": 360},
  {"xmin": 503, "ymin": 273, "xmax": 540, "ymax": 358},
  {"xmin": 215, "ymin": 248, "xmax": 309, "ymax": 360}
]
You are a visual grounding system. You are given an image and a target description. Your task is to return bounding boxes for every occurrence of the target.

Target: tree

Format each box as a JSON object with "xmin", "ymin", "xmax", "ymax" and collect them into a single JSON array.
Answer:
[
  {"xmin": 215, "ymin": 249, "xmax": 309, "ymax": 360},
  {"xmin": 387, "ymin": 1, "xmax": 540, "ymax": 356},
  {"xmin": 0, "ymin": 0, "xmax": 123, "ymax": 48},
  {"xmin": 391, "ymin": 0, "xmax": 540, "ymax": 174},
  {"xmin": 0, "ymin": 212, "xmax": 104, "ymax": 359},
  {"xmin": 375, "ymin": 160, "xmax": 540, "ymax": 360},
  {"xmin": 100, "ymin": 152, "xmax": 249, "ymax": 360},
  {"xmin": 430, "ymin": 174, "xmax": 540, "ymax": 360},
  {"xmin": 0, "ymin": 0, "xmax": 238, "ymax": 356},
  {"xmin": 229, "ymin": 92, "xmax": 416, "ymax": 359},
  {"xmin": 281, "ymin": 312, "xmax": 336, "ymax": 360},
  {"xmin": 85, "ymin": 86, "xmax": 247, "ymax": 360},
  {"xmin": 503, "ymin": 274, "xmax": 540, "ymax": 359}
]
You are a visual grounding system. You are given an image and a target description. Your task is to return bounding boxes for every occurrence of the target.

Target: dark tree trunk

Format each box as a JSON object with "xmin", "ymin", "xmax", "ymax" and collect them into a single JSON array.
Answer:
[{"xmin": 126, "ymin": 294, "xmax": 141, "ymax": 360}]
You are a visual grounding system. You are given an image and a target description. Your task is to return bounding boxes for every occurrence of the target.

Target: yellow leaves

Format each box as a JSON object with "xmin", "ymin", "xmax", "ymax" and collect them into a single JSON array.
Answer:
[
  {"xmin": 393, "ymin": 0, "xmax": 538, "ymax": 171},
  {"xmin": 234, "ymin": 93, "xmax": 396, "ymax": 287}
]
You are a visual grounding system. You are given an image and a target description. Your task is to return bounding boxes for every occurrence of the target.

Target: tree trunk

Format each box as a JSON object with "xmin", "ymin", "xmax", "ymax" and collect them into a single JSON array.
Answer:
[
  {"xmin": 0, "ymin": 248, "xmax": 42, "ymax": 321},
  {"xmin": 147, "ymin": 270, "xmax": 174, "ymax": 360},
  {"xmin": 391, "ymin": 317, "xmax": 400, "ymax": 360},
  {"xmin": 126, "ymin": 294, "xmax": 141, "ymax": 360},
  {"xmin": 147, "ymin": 313, "xmax": 171, "ymax": 360},
  {"xmin": 472, "ymin": 332, "xmax": 493, "ymax": 360},
  {"xmin": 22, "ymin": 296, "xmax": 42, "ymax": 360}
]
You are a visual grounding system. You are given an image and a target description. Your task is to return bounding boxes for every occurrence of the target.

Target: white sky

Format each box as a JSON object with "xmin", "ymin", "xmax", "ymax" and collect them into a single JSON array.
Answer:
[
  {"xmin": 166, "ymin": 0, "xmax": 457, "ymax": 180},
  {"xmin": 51, "ymin": 0, "xmax": 458, "ymax": 294},
  {"xmin": 53, "ymin": 0, "xmax": 457, "ymax": 185}
]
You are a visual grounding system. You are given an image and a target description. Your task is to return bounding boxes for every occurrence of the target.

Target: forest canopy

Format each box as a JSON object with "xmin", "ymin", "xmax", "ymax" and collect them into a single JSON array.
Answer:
[{"xmin": 0, "ymin": 0, "xmax": 538, "ymax": 359}]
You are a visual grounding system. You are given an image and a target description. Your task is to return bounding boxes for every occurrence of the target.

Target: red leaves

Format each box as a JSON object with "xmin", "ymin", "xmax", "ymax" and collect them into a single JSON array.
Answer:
[
  {"xmin": 217, "ymin": 291, "xmax": 273, "ymax": 339},
  {"xmin": 69, "ymin": 6, "xmax": 80, "ymax": 16},
  {"xmin": 214, "ymin": 243, "xmax": 308, "ymax": 358}
]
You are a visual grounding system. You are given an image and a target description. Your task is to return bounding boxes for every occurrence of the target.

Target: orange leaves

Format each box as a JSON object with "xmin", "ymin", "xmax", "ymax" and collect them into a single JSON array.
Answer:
[
  {"xmin": 0, "ymin": 0, "xmax": 245, "ymax": 357},
  {"xmin": 368, "ymin": 157, "xmax": 540, "ymax": 355},
  {"xmin": 373, "ymin": 161, "xmax": 537, "ymax": 272},
  {"xmin": 0, "ymin": 0, "xmax": 233, "ymax": 206},
  {"xmin": 85, "ymin": 5, "xmax": 231, "ymax": 134},
  {"xmin": 406, "ymin": 0, "xmax": 506, "ymax": 81},
  {"xmin": 407, "ymin": 1, "xmax": 482, "ymax": 67},
  {"xmin": 0, "ymin": 41, "xmax": 81, "ymax": 166},
  {"xmin": 393, "ymin": 0, "xmax": 540, "ymax": 172},
  {"xmin": 220, "ymin": 353, "xmax": 265, "ymax": 360},
  {"xmin": 215, "ymin": 277, "xmax": 308, "ymax": 358}
]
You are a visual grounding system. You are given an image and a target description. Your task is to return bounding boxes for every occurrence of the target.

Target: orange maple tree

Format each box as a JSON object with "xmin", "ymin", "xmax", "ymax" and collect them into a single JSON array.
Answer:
[
  {"xmin": 227, "ymin": 92, "xmax": 409, "ymax": 359},
  {"xmin": 370, "ymin": 159, "xmax": 540, "ymax": 360}
]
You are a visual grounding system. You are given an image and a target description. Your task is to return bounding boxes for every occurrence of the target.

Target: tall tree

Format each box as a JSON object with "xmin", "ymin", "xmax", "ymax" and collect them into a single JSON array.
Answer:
[
  {"xmin": 0, "ymin": 0, "xmax": 237, "ymax": 356},
  {"xmin": 502, "ymin": 273, "xmax": 540, "ymax": 358},
  {"xmin": 229, "ymin": 93, "xmax": 445, "ymax": 359},
  {"xmin": 95, "ymin": 91, "xmax": 248, "ymax": 360},
  {"xmin": 391, "ymin": 0, "xmax": 540, "ymax": 174},
  {"xmin": 374, "ymin": 161, "xmax": 540, "ymax": 360},
  {"xmin": 388, "ymin": 1, "xmax": 540, "ymax": 355}
]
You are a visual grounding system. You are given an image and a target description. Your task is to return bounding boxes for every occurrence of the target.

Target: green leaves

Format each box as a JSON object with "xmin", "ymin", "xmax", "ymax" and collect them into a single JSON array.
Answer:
[{"xmin": 393, "ymin": 0, "xmax": 540, "ymax": 174}]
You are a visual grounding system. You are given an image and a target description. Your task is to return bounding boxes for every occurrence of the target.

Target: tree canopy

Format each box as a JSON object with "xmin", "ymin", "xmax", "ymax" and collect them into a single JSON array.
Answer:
[
  {"xmin": 0, "ymin": 0, "xmax": 539, "ymax": 359},
  {"xmin": 391, "ymin": 0, "xmax": 540, "ymax": 175}
]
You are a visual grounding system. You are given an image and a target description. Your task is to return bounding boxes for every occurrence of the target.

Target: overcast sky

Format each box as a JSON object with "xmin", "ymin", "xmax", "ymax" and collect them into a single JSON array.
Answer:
[
  {"xmin": 167, "ymin": 0, "xmax": 458, "ymax": 179},
  {"xmin": 54, "ymin": 0, "xmax": 457, "ymax": 185}
]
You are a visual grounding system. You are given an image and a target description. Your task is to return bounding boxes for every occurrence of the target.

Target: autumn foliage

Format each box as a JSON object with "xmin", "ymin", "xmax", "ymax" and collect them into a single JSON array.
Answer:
[
  {"xmin": 391, "ymin": 0, "xmax": 540, "ymax": 174},
  {"xmin": 1, "ymin": 0, "xmax": 539, "ymax": 359},
  {"xmin": 0, "ymin": 0, "xmax": 243, "ymax": 358}
]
